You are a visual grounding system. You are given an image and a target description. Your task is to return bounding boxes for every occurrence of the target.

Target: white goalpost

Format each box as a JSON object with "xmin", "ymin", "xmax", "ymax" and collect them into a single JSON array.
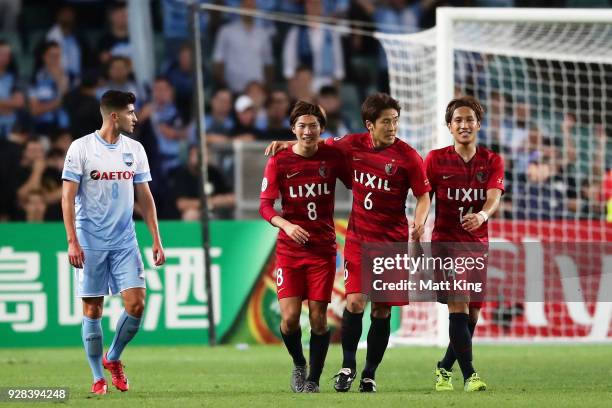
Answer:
[{"xmin": 379, "ymin": 8, "xmax": 612, "ymax": 345}]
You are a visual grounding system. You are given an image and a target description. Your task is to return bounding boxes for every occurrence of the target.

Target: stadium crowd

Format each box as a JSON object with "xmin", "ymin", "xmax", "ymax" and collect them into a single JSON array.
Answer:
[{"xmin": 0, "ymin": 0, "xmax": 610, "ymax": 222}]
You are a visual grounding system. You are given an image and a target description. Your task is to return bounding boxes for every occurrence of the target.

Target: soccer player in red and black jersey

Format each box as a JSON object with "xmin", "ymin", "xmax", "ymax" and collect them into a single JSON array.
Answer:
[
  {"xmin": 260, "ymin": 101, "xmax": 351, "ymax": 393},
  {"xmin": 266, "ymin": 93, "xmax": 431, "ymax": 392},
  {"xmin": 424, "ymin": 96, "xmax": 504, "ymax": 392},
  {"xmin": 326, "ymin": 93, "xmax": 430, "ymax": 393}
]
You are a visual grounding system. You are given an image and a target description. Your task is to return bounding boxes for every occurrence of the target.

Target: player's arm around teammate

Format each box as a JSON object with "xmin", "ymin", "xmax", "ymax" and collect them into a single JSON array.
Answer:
[{"xmin": 259, "ymin": 101, "xmax": 350, "ymax": 393}]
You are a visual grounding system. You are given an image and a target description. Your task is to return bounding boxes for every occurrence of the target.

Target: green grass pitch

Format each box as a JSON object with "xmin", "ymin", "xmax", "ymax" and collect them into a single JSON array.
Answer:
[{"xmin": 2, "ymin": 344, "xmax": 611, "ymax": 407}]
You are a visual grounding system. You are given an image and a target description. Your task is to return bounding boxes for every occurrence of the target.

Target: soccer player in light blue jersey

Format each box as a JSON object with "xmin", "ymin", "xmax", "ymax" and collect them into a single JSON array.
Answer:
[{"xmin": 61, "ymin": 90, "xmax": 166, "ymax": 395}]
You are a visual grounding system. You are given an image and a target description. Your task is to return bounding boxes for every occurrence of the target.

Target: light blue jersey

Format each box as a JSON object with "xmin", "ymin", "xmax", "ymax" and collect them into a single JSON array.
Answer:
[{"xmin": 62, "ymin": 131, "xmax": 152, "ymax": 250}]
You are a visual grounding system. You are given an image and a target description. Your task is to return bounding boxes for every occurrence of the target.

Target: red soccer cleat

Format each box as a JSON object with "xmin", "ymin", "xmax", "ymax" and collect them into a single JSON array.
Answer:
[
  {"xmin": 103, "ymin": 353, "xmax": 129, "ymax": 392},
  {"xmin": 91, "ymin": 378, "xmax": 107, "ymax": 395}
]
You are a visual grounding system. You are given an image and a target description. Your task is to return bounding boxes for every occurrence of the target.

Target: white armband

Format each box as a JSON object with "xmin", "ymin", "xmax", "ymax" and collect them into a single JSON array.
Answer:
[{"xmin": 477, "ymin": 210, "xmax": 489, "ymax": 222}]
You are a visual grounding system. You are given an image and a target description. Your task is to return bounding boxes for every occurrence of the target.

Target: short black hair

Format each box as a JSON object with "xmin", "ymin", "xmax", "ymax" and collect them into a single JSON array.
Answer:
[
  {"xmin": 154, "ymin": 75, "xmax": 172, "ymax": 85},
  {"xmin": 318, "ymin": 85, "xmax": 338, "ymax": 98},
  {"xmin": 290, "ymin": 100, "xmax": 327, "ymax": 129},
  {"xmin": 107, "ymin": 55, "xmax": 130, "ymax": 68},
  {"xmin": 361, "ymin": 93, "xmax": 401, "ymax": 126},
  {"xmin": 445, "ymin": 96, "xmax": 485, "ymax": 124},
  {"xmin": 100, "ymin": 90, "xmax": 136, "ymax": 112}
]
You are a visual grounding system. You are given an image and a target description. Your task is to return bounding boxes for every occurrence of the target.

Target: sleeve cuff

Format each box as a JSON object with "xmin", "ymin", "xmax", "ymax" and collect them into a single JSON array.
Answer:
[
  {"xmin": 62, "ymin": 170, "xmax": 81, "ymax": 183},
  {"xmin": 134, "ymin": 172, "xmax": 152, "ymax": 184}
]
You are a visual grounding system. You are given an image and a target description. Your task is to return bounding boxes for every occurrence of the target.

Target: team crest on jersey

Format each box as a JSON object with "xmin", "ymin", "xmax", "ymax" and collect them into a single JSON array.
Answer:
[
  {"xmin": 385, "ymin": 163, "xmax": 394, "ymax": 175},
  {"xmin": 476, "ymin": 171, "xmax": 488, "ymax": 183},
  {"xmin": 319, "ymin": 162, "xmax": 328, "ymax": 178},
  {"xmin": 123, "ymin": 153, "xmax": 134, "ymax": 167}
]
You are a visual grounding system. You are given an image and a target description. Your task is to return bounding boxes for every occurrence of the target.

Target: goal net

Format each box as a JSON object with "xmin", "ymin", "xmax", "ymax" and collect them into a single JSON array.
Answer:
[{"xmin": 378, "ymin": 8, "xmax": 612, "ymax": 344}]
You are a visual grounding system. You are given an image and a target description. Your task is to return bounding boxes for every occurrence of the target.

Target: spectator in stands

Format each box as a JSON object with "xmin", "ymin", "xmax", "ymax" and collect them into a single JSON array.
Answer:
[
  {"xmin": 0, "ymin": 0, "xmax": 21, "ymax": 32},
  {"xmin": 46, "ymin": 4, "xmax": 89, "ymax": 84},
  {"xmin": 97, "ymin": 1, "xmax": 132, "ymax": 65},
  {"xmin": 282, "ymin": 0, "xmax": 345, "ymax": 92},
  {"xmin": 224, "ymin": 0, "xmax": 278, "ymax": 31},
  {"xmin": 513, "ymin": 154, "xmax": 566, "ymax": 220},
  {"xmin": 161, "ymin": 0, "xmax": 212, "ymax": 62},
  {"xmin": 245, "ymin": 80, "xmax": 267, "ymax": 127},
  {"xmin": 357, "ymin": 0, "xmax": 423, "ymax": 92},
  {"xmin": 230, "ymin": 95, "xmax": 261, "ymax": 141},
  {"xmin": 287, "ymin": 66, "xmax": 316, "ymax": 103},
  {"xmin": 22, "ymin": 189, "xmax": 47, "ymax": 222},
  {"xmin": 212, "ymin": 0, "xmax": 274, "ymax": 93},
  {"xmin": 15, "ymin": 138, "xmax": 47, "ymax": 212},
  {"xmin": 0, "ymin": 122, "xmax": 28, "ymax": 220},
  {"xmin": 139, "ymin": 76, "xmax": 189, "ymax": 178},
  {"xmin": 96, "ymin": 56, "xmax": 140, "ymax": 106},
  {"xmin": 501, "ymin": 99, "xmax": 530, "ymax": 157},
  {"xmin": 48, "ymin": 127, "xmax": 73, "ymax": 155},
  {"xmin": 512, "ymin": 125, "xmax": 553, "ymax": 176},
  {"xmin": 29, "ymin": 41, "xmax": 70, "ymax": 136},
  {"xmin": 278, "ymin": 0, "xmax": 303, "ymax": 14},
  {"xmin": 560, "ymin": 113, "xmax": 609, "ymax": 213},
  {"xmin": 167, "ymin": 144, "xmax": 235, "ymax": 220},
  {"xmin": 203, "ymin": 87, "xmax": 235, "ymax": 144},
  {"xmin": 479, "ymin": 90, "xmax": 506, "ymax": 152},
  {"xmin": 62, "ymin": 69, "xmax": 101, "ymax": 138},
  {"xmin": 256, "ymin": 88, "xmax": 292, "ymax": 140},
  {"xmin": 39, "ymin": 147, "xmax": 64, "ymax": 220},
  {"xmin": 323, "ymin": 0, "xmax": 350, "ymax": 18},
  {"xmin": 560, "ymin": 112, "xmax": 579, "ymax": 166},
  {"xmin": 578, "ymin": 178, "xmax": 605, "ymax": 220},
  {"xmin": 162, "ymin": 42, "xmax": 196, "ymax": 122},
  {"xmin": 0, "ymin": 39, "xmax": 25, "ymax": 139},
  {"xmin": 317, "ymin": 85, "xmax": 352, "ymax": 138}
]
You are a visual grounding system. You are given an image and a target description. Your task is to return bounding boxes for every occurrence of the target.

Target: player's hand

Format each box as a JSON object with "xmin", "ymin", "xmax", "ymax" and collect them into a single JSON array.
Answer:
[
  {"xmin": 264, "ymin": 141, "xmax": 291, "ymax": 156},
  {"xmin": 410, "ymin": 223, "xmax": 425, "ymax": 241},
  {"xmin": 68, "ymin": 241, "xmax": 85, "ymax": 269},
  {"xmin": 152, "ymin": 241, "xmax": 166, "ymax": 266},
  {"xmin": 282, "ymin": 223, "xmax": 310, "ymax": 245},
  {"xmin": 461, "ymin": 213, "xmax": 485, "ymax": 232}
]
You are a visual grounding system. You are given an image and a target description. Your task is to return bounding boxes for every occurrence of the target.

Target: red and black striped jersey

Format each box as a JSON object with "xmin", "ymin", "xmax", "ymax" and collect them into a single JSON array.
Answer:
[
  {"xmin": 425, "ymin": 145, "xmax": 505, "ymax": 243},
  {"xmin": 260, "ymin": 144, "xmax": 351, "ymax": 257},
  {"xmin": 327, "ymin": 132, "xmax": 430, "ymax": 243}
]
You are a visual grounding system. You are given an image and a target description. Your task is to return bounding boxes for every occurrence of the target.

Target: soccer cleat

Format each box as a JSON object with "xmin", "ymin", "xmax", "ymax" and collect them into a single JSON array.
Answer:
[
  {"xmin": 290, "ymin": 365, "xmax": 307, "ymax": 392},
  {"xmin": 358, "ymin": 378, "xmax": 377, "ymax": 393},
  {"xmin": 435, "ymin": 366, "xmax": 454, "ymax": 391},
  {"xmin": 464, "ymin": 373, "xmax": 487, "ymax": 392},
  {"xmin": 103, "ymin": 353, "xmax": 129, "ymax": 392},
  {"xmin": 302, "ymin": 381, "xmax": 320, "ymax": 393},
  {"xmin": 333, "ymin": 368, "xmax": 356, "ymax": 392},
  {"xmin": 91, "ymin": 378, "xmax": 107, "ymax": 395}
]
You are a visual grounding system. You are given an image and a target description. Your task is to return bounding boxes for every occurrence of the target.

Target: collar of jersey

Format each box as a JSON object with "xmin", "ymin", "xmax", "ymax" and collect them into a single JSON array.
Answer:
[{"xmin": 95, "ymin": 131, "xmax": 121, "ymax": 150}]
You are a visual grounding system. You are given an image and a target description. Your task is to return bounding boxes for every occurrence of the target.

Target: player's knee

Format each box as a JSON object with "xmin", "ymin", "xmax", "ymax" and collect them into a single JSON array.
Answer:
[
  {"xmin": 309, "ymin": 312, "xmax": 327, "ymax": 334},
  {"xmin": 83, "ymin": 304, "xmax": 103, "ymax": 319},
  {"xmin": 447, "ymin": 300, "xmax": 469, "ymax": 313},
  {"xmin": 281, "ymin": 314, "xmax": 301, "ymax": 333},
  {"xmin": 126, "ymin": 299, "xmax": 145, "ymax": 318},
  {"xmin": 346, "ymin": 297, "xmax": 366, "ymax": 313},
  {"xmin": 82, "ymin": 298, "xmax": 104, "ymax": 319}
]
